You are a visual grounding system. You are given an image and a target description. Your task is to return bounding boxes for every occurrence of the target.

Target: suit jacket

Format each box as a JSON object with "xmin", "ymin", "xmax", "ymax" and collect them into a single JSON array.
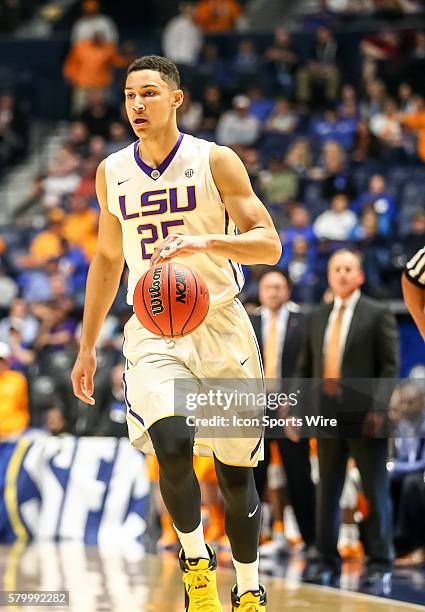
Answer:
[
  {"xmin": 296, "ymin": 294, "xmax": 399, "ymax": 434},
  {"xmin": 250, "ymin": 305, "xmax": 306, "ymax": 380}
]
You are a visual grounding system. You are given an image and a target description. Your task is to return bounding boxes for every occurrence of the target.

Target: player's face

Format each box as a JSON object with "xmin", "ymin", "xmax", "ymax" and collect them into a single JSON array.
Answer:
[
  {"xmin": 328, "ymin": 253, "xmax": 364, "ymax": 299},
  {"xmin": 259, "ymin": 273, "xmax": 290, "ymax": 311},
  {"xmin": 124, "ymin": 69, "xmax": 183, "ymax": 137}
]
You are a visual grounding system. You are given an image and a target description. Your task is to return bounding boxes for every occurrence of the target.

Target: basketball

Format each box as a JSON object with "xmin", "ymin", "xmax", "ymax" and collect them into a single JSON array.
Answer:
[{"xmin": 133, "ymin": 262, "xmax": 210, "ymax": 338}]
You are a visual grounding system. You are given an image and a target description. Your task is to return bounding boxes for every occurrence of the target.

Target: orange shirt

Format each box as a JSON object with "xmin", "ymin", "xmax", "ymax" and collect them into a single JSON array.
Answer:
[
  {"xmin": 63, "ymin": 209, "xmax": 98, "ymax": 260},
  {"xmin": 63, "ymin": 40, "xmax": 122, "ymax": 88},
  {"xmin": 0, "ymin": 370, "xmax": 29, "ymax": 438},
  {"xmin": 196, "ymin": 0, "xmax": 241, "ymax": 32},
  {"xmin": 403, "ymin": 110, "xmax": 425, "ymax": 161},
  {"xmin": 29, "ymin": 231, "xmax": 63, "ymax": 264}
]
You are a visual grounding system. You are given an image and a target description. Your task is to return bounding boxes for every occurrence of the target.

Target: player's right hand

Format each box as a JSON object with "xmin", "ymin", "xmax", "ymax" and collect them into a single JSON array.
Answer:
[{"xmin": 71, "ymin": 349, "xmax": 97, "ymax": 405}]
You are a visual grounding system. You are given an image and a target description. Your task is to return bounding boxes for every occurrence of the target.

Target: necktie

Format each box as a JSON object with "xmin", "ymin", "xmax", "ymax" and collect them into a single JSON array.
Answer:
[
  {"xmin": 323, "ymin": 304, "xmax": 346, "ymax": 380},
  {"xmin": 264, "ymin": 312, "xmax": 279, "ymax": 389}
]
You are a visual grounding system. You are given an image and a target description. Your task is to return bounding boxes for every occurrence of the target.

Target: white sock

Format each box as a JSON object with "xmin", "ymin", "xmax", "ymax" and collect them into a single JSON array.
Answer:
[
  {"xmin": 174, "ymin": 521, "xmax": 209, "ymax": 560},
  {"xmin": 232, "ymin": 555, "xmax": 259, "ymax": 596}
]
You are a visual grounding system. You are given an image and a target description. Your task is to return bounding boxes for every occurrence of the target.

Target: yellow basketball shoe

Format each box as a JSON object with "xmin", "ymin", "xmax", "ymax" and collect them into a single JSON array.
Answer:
[
  {"xmin": 231, "ymin": 584, "xmax": 267, "ymax": 611},
  {"xmin": 179, "ymin": 544, "xmax": 223, "ymax": 611}
]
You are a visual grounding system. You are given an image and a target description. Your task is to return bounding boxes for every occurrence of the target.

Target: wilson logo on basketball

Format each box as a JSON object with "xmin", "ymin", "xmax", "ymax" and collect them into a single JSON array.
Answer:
[
  {"xmin": 175, "ymin": 269, "xmax": 187, "ymax": 304},
  {"xmin": 149, "ymin": 267, "xmax": 165, "ymax": 315}
]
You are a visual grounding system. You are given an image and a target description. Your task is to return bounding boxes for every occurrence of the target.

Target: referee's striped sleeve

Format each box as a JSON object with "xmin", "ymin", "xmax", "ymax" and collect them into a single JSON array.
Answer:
[{"xmin": 404, "ymin": 246, "xmax": 425, "ymax": 288}]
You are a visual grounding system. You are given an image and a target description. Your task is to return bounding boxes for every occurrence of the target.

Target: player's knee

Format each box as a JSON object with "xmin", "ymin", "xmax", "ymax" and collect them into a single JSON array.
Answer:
[{"xmin": 216, "ymin": 463, "xmax": 257, "ymax": 512}]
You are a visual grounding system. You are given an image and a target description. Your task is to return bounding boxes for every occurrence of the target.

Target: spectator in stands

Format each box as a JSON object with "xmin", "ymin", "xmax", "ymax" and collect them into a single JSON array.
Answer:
[
  {"xmin": 216, "ymin": 94, "xmax": 260, "ymax": 146},
  {"xmin": 48, "ymin": 142, "xmax": 80, "ymax": 178},
  {"xmin": 63, "ymin": 194, "xmax": 98, "ymax": 261},
  {"xmin": 398, "ymin": 82, "xmax": 417, "ymax": 113},
  {"xmin": 232, "ymin": 40, "xmax": 260, "ymax": 89},
  {"xmin": 0, "ymin": 298, "xmax": 39, "ymax": 347},
  {"xmin": 282, "ymin": 205, "xmax": 316, "ymax": 250},
  {"xmin": 400, "ymin": 95, "xmax": 425, "ymax": 162},
  {"xmin": 349, "ymin": 206, "xmax": 379, "ymax": 242},
  {"xmin": 87, "ymin": 135, "xmax": 107, "ymax": 165},
  {"xmin": 177, "ymin": 89, "xmax": 203, "ymax": 134},
  {"xmin": 352, "ymin": 174, "xmax": 396, "ymax": 237},
  {"xmin": 33, "ymin": 279, "xmax": 76, "ymax": 372},
  {"xmin": 71, "ymin": 0, "xmax": 118, "ymax": 44},
  {"xmin": 162, "ymin": 3, "xmax": 203, "ymax": 70},
  {"xmin": 106, "ymin": 122, "xmax": 132, "ymax": 155},
  {"xmin": 320, "ymin": 141, "xmax": 357, "ymax": 200},
  {"xmin": 240, "ymin": 147, "xmax": 261, "ymax": 194},
  {"xmin": 285, "ymin": 139, "xmax": 313, "ymax": 178},
  {"xmin": 0, "ymin": 342, "xmax": 29, "ymax": 439},
  {"xmin": 402, "ymin": 209, "xmax": 425, "ymax": 255},
  {"xmin": 196, "ymin": 0, "xmax": 241, "ymax": 32},
  {"xmin": 78, "ymin": 88, "xmax": 119, "ymax": 138},
  {"xmin": 44, "ymin": 403, "xmax": 69, "ymax": 435},
  {"xmin": 370, "ymin": 99, "xmax": 403, "ymax": 154},
  {"xmin": 338, "ymin": 84, "xmax": 358, "ymax": 117},
  {"xmin": 8, "ymin": 325, "xmax": 35, "ymax": 374},
  {"xmin": 389, "ymin": 383, "xmax": 425, "ymax": 557},
  {"xmin": 68, "ymin": 121, "xmax": 90, "ymax": 157},
  {"xmin": 360, "ymin": 30, "xmax": 402, "ymax": 82},
  {"xmin": 313, "ymin": 193, "xmax": 357, "ymax": 240},
  {"xmin": 19, "ymin": 258, "xmax": 60, "ymax": 304},
  {"xmin": 258, "ymin": 156, "xmax": 298, "ymax": 210},
  {"xmin": 196, "ymin": 43, "xmax": 230, "ymax": 90},
  {"xmin": 43, "ymin": 148, "xmax": 81, "ymax": 200},
  {"xmin": 64, "ymin": 31, "xmax": 124, "ymax": 115},
  {"xmin": 360, "ymin": 79, "xmax": 387, "ymax": 119},
  {"xmin": 297, "ymin": 27, "xmax": 340, "ymax": 106},
  {"xmin": 352, "ymin": 118, "xmax": 382, "ymax": 161},
  {"xmin": 264, "ymin": 28, "xmax": 299, "ymax": 95},
  {"xmin": 22, "ymin": 208, "xmax": 66, "ymax": 268},
  {"xmin": 200, "ymin": 85, "xmax": 224, "ymax": 134},
  {"xmin": 286, "ymin": 237, "xmax": 318, "ymax": 303},
  {"xmin": 265, "ymin": 98, "xmax": 298, "ymax": 135},
  {"xmin": 247, "ymin": 87, "xmax": 274, "ymax": 124},
  {"xmin": 75, "ymin": 156, "xmax": 97, "ymax": 200},
  {"xmin": 311, "ymin": 107, "xmax": 357, "ymax": 149}
]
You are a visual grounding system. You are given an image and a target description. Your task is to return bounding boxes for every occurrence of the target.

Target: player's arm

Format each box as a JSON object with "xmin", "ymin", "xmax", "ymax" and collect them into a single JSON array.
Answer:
[
  {"xmin": 150, "ymin": 145, "xmax": 282, "ymax": 265},
  {"xmin": 402, "ymin": 272, "xmax": 425, "ymax": 341},
  {"xmin": 71, "ymin": 160, "xmax": 125, "ymax": 404}
]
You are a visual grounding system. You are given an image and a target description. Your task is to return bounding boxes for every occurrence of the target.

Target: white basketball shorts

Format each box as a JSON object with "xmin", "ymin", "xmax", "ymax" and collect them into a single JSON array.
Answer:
[{"xmin": 122, "ymin": 298, "xmax": 264, "ymax": 467}]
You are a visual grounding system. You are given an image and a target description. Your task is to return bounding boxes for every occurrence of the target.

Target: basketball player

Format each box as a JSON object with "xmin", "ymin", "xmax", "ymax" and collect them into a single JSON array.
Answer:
[
  {"xmin": 402, "ymin": 246, "xmax": 425, "ymax": 341},
  {"xmin": 71, "ymin": 56, "xmax": 281, "ymax": 611}
]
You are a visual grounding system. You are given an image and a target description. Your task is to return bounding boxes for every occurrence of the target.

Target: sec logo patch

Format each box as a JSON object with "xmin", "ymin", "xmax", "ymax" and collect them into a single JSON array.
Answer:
[{"xmin": 185, "ymin": 168, "xmax": 194, "ymax": 178}]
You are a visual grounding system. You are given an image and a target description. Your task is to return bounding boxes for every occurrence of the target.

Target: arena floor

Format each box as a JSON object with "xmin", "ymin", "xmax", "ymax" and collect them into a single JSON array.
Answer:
[{"xmin": 1, "ymin": 543, "xmax": 424, "ymax": 612}]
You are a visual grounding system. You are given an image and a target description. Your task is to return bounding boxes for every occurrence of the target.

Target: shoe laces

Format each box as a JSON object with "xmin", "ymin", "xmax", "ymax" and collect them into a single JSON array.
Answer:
[{"xmin": 185, "ymin": 569, "xmax": 218, "ymax": 610}]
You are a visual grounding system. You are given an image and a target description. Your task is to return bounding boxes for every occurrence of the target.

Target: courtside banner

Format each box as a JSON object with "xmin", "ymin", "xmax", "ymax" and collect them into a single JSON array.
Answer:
[{"xmin": 0, "ymin": 436, "xmax": 149, "ymax": 544}]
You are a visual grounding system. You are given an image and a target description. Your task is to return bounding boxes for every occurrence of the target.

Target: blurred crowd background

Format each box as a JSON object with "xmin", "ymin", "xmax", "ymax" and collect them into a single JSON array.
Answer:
[
  {"xmin": 0, "ymin": 0, "xmax": 425, "ymax": 435},
  {"xmin": 0, "ymin": 0, "xmax": 424, "ymax": 570}
]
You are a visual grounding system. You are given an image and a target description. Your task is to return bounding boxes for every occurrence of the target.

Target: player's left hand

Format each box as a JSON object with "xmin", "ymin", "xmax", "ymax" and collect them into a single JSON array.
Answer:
[{"xmin": 150, "ymin": 233, "xmax": 209, "ymax": 266}]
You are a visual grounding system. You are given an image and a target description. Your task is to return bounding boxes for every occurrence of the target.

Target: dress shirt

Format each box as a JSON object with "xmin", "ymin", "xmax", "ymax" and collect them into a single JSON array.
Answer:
[
  {"xmin": 261, "ymin": 304, "xmax": 290, "ymax": 374},
  {"xmin": 323, "ymin": 289, "xmax": 361, "ymax": 366}
]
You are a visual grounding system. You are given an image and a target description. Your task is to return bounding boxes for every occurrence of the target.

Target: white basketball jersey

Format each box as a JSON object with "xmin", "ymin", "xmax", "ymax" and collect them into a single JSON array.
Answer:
[{"xmin": 105, "ymin": 134, "xmax": 244, "ymax": 306}]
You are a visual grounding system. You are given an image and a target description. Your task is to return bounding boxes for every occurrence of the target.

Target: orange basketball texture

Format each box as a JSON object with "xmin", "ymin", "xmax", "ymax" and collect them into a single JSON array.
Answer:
[{"xmin": 133, "ymin": 262, "xmax": 210, "ymax": 338}]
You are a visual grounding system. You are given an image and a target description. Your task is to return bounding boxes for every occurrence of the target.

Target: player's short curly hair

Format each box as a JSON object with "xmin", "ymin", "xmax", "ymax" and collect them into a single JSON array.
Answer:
[{"xmin": 127, "ymin": 55, "xmax": 180, "ymax": 89}]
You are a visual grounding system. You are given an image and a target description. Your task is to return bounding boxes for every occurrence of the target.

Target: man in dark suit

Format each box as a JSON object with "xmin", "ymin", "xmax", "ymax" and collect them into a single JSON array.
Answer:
[
  {"xmin": 250, "ymin": 269, "xmax": 316, "ymax": 556},
  {"xmin": 299, "ymin": 249, "xmax": 399, "ymax": 592}
]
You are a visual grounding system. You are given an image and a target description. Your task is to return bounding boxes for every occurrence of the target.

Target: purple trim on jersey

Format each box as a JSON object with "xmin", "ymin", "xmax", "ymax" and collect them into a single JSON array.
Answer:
[
  {"xmin": 133, "ymin": 133, "xmax": 184, "ymax": 180},
  {"xmin": 250, "ymin": 436, "xmax": 262, "ymax": 460},
  {"xmin": 123, "ymin": 372, "xmax": 145, "ymax": 427}
]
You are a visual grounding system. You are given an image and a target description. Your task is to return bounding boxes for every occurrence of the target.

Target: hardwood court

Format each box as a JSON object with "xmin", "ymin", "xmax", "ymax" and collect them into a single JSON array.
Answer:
[{"xmin": 0, "ymin": 543, "xmax": 423, "ymax": 612}]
